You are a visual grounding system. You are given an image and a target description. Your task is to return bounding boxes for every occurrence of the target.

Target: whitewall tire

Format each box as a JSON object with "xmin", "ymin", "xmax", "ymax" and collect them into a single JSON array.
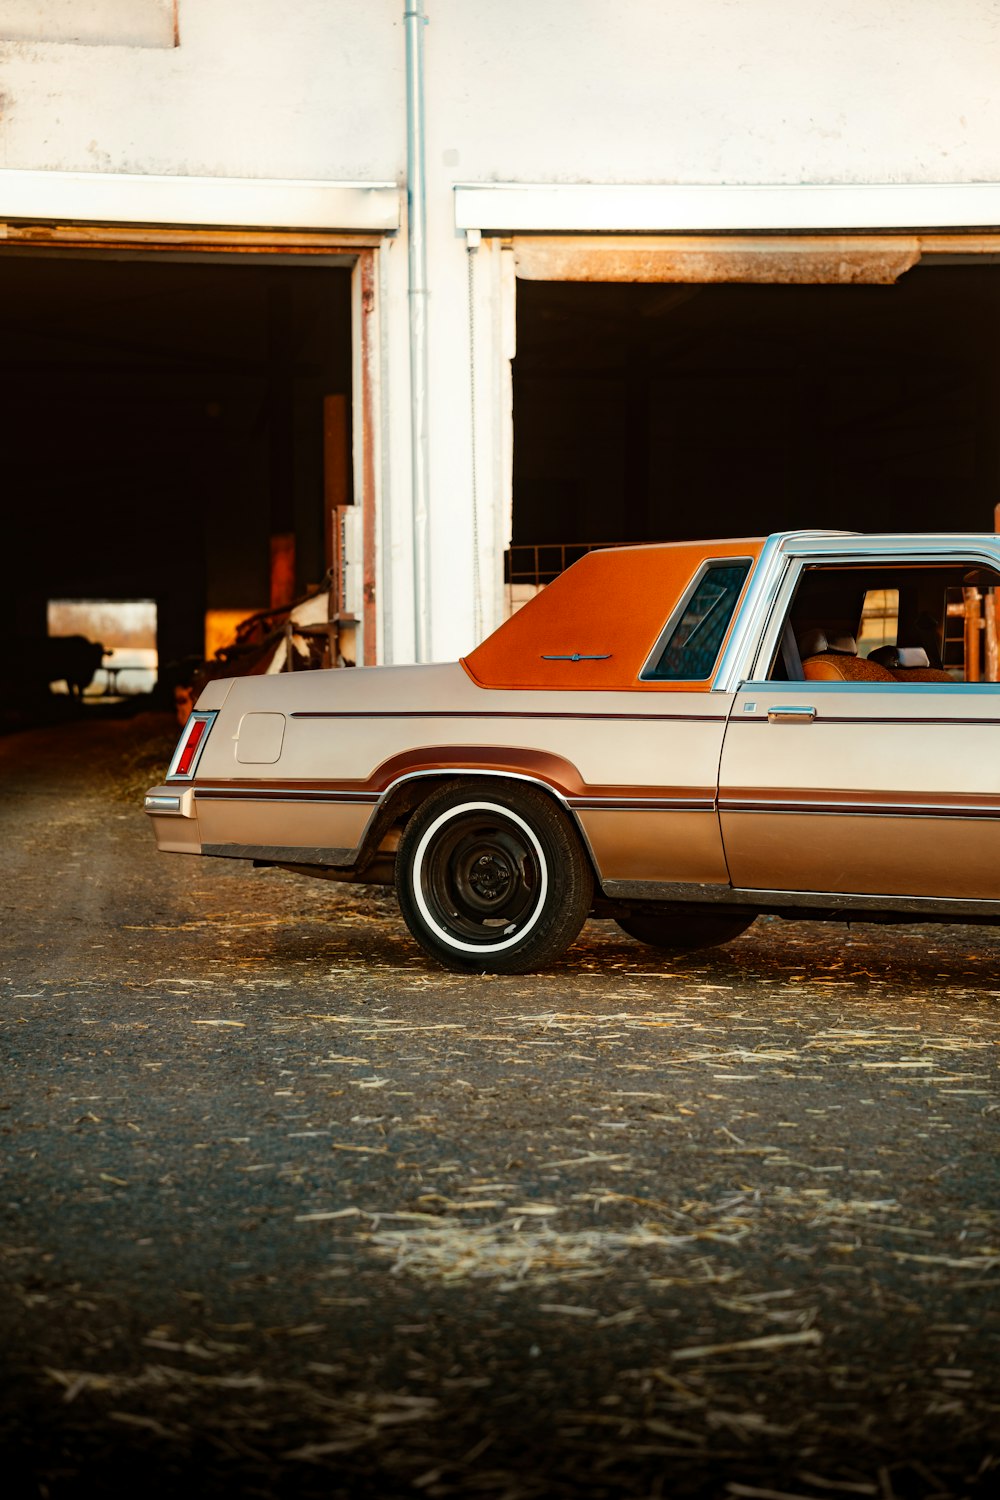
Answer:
[{"xmin": 396, "ymin": 781, "xmax": 593, "ymax": 973}]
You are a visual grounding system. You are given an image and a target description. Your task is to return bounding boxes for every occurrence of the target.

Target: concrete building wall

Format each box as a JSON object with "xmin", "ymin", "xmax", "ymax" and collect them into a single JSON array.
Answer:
[
  {"xmin": 0, "ymin": 0, "xmax": 403, "ymax": 179},
  {"xmin": 4, "ymin": 2, "xmax": 999, "ymax": 185},
  {"xmin": 3, "ymin": 0, "xmax": 1000, "ymax": 662},
  {"xmin": 429, "ymin": 0, "xmax": 1000, "ymax": 188}
]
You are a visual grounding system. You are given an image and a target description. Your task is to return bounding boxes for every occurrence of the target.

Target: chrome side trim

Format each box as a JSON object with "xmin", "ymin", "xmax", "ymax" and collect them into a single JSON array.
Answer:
[
  {"xmin": 720, "ymin": 797, "xmax": 1000, "ymax": 819},
  {"xmin": 194, "ymin": 788, "xmax": 379, "ymax": 804},
  {"xmin": 601, "ymin": 878, "xmax": 1000, "ymax": 919},
  {"xmin": 289, "ymin": 709, "xmax": 728, "ymax": 722},
  {"xmin": 195, "ymin": 773, "xmax": 681, "ymax": 809},
  {"xmin": 603, "ymin": 879, "xmax": 749, "ymax": 903},
  {"xmin": 569, "ymin": 796, "xmax": 714, "ymax": 812}
]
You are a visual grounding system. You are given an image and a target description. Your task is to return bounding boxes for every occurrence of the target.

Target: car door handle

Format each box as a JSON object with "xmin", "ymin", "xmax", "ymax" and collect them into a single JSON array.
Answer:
[{"xmin": 767, "ymin": 705, "xmax": 817, "ymax": 724}]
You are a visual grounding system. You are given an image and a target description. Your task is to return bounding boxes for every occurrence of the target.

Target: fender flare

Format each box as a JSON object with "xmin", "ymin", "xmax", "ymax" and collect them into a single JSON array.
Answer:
[{"xmin": 352, "ymin": 746, "xmax": 599, "ymax": 876}]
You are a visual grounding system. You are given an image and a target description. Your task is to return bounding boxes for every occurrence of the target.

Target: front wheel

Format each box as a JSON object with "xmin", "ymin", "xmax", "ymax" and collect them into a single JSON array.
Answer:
[
  {"xmin": 396, "ymin": 781, "xmax": 593, "ymax": 973},
  {"xmin": 616, "ymin": 906, "xmax": 757, "ymax": 952}
]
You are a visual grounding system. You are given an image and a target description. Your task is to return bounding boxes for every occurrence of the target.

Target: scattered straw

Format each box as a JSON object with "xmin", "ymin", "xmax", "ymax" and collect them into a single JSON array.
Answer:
[{"xmin": 366, "ymin": 1210, "xmax": 752, "ymax": 1289}]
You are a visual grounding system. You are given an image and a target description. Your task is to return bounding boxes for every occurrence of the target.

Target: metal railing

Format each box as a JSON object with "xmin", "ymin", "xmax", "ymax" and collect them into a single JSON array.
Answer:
[{"xmin": 504, "ymin": 540, "xmax": 619, "ymax": 589}]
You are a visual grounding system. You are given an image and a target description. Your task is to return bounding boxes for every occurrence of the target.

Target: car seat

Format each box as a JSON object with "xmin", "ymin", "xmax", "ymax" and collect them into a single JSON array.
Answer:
[
  {"xmin": 798, "ymin": 628, "xmax": 897, "ymax": 683},
  {"xmin": 866, "ymin": 644, "xmax": 955, "ymax": 683}
]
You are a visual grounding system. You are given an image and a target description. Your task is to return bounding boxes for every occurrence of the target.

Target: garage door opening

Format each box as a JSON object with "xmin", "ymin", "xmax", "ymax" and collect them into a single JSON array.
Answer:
[
  {"xmin": 47, "ymin": 598, "xmax": 157, "ymax": 698},
  {"xmin": 511, "ymin": 264, "xmax": 1000, "ymax": 580},
  {"xmin": 1, "ymin": 251, "xmax": 353, "ymax": 721}
]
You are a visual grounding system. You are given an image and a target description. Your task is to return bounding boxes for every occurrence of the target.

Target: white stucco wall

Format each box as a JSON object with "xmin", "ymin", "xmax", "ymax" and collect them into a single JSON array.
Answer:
[
  {"xmin": 0, "ymin": 0, "xmax": 403, "ymax": 179},
  {"xmin": 4, "ymin": 1, "xmax": 999, "ymax": 185},
  {"xmin": 427, "ymin": 0, "xmax": 1000, "ymax": 188},
  {"xmin": 3, "ymin": 0, "xmax": 1000, "ymax": 661}
]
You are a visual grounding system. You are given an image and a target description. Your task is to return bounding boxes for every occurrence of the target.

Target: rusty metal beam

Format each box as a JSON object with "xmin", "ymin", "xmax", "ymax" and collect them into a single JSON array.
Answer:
[
  {"xmin": 0, "ymin": 222, "xmax": 382, "ymax": 254},
  {"xmin": 512, "ymin": 235, "xmax": 923, "ymax": 285}
]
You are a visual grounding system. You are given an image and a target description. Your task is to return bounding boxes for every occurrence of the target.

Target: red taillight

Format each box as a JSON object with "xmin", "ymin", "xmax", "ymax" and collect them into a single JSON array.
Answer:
[{"xmin": 174, "ymin": 717, "xmax": 207, "ymax": 777}]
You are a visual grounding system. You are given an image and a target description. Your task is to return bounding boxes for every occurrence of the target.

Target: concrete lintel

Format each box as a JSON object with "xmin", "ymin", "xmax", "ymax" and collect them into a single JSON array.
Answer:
[
  {"xmin": 0, "ymin": 169, "xmax": 400, "ymax": 232},
  {"xmin": 455, "ymin": 182, "xmax": 1000, "ymax": 234}
]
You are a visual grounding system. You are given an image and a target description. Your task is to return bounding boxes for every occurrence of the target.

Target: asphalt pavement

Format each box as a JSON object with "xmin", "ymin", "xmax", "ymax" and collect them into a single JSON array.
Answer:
[{"xmin": 1, "ymin": 714, "xmax": 998, "ymax": 1500}]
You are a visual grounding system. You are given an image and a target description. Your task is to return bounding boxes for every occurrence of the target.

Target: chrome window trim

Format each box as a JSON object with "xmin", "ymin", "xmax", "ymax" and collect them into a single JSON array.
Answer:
[
  {"xmin": 712, "ymin": 535, "xmax": 797, "ymax": 691},
  {"xmin": 781, "ymin": 533, "xmax": 1000, "ymax": 562},
  {"xmin": 744, "ymin": 553, "xmax": 807, "ymax": 684},
  {"xmin": 737, "ymin": 678, "xmax": 1000, "ymax": 698},
  {"xmin": 639, "ymin": 556, "xmax": 753, "ymax": 684},
  {"xmin": 716, "ymin": 533, "xmax": 1000, "ymax": 690}
]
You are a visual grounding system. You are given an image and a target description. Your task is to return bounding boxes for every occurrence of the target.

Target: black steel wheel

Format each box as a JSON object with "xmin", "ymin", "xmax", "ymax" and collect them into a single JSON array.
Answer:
[
  {"xmin": 616, "ymin": 906, "xmax": 757, "ymax": 952},
  {"xmin": 396, "ymin": 781, "xmax": 593, "ymax": 973}
]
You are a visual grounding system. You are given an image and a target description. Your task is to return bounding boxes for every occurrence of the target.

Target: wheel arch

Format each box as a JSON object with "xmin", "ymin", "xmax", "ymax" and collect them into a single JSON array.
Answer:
[{"xmin": 354, "ymin": 752, "xmax": 601, "ymax": 886}]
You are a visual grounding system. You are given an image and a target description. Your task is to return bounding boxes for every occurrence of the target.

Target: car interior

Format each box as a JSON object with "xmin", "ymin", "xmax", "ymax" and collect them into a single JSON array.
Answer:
[{"xmin": 767, "ymin": 563, "xmax": 1000, "ymax": 683}]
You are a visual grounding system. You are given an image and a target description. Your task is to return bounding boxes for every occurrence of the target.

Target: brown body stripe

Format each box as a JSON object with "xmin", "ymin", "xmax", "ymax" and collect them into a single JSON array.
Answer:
[{"xmin": 720, "ymin": 788, "xmax": 1000, "ymax": 818}]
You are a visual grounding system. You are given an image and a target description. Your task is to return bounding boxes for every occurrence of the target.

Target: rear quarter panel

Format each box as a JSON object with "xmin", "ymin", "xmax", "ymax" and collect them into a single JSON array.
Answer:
[{"xmin": 191, "ymin": 663, "xmax": 732, "ymax": 884}]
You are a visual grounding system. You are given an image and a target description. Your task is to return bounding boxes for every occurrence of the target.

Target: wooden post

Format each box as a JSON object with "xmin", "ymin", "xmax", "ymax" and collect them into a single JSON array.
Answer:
[
  {"xmin": 323, "ymin": 394, "xmax": 350, "ymax": 572},
  {"xmin": 963, "ymin": 586, "xmax": 982, "ymax": 682},
  {"xmin": 270, "ymin": 532, "xmax": 296, "ymax": 610},
  {"xmin": 986, "ymin": 589, "xmax": 999, "ymax": 683}
]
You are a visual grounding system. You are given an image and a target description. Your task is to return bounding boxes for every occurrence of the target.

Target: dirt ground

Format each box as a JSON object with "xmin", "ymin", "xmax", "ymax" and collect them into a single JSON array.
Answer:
[{"xmin": 1, "ymin": 715, "xmax": 998, "ymax": 1500}]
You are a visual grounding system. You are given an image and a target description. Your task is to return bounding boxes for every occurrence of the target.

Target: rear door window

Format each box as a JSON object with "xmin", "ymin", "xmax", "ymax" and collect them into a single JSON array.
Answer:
[{"xmin": 643, "ymin": 560, "xmax": 752, "ymax": 681}]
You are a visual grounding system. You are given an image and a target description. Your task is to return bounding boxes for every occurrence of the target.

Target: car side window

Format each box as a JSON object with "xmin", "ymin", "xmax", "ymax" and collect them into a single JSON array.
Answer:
[
  {"xmin": 767, "ymin": 562, "xmax": 1000, "ymax": 683},
  {"xmin": 644, "ymin": 561, "xmax": 752, "ymax": 681}
]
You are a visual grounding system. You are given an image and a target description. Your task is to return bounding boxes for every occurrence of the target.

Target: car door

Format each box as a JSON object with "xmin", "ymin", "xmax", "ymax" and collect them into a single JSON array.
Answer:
[{"xmin": 718, "ymin": 679, "xmax": 1000, "ymax": 901}]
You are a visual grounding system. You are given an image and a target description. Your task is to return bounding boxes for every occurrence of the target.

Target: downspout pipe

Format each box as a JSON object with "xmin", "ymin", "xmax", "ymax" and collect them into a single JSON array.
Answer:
[{"xmin": 405, "ymin": 0, "xmax": 432, "ymax": 662}]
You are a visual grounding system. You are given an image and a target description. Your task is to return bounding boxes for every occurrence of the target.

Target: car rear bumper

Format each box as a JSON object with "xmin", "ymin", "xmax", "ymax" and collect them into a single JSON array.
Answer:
[{"xmin": 144, "ymin": 784, "xmax": 202, "ymax": 854}]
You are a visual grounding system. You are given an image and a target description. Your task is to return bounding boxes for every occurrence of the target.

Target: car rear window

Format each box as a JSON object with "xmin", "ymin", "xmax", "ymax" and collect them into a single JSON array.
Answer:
[{"xmin": 643, "ymin": 560, "xmax": 752, "ymax": 681}]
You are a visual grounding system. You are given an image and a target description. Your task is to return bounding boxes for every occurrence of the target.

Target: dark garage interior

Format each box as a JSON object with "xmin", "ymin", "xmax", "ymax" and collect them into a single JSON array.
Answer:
[
  {"xmin": 512, "ymin": 264, "xmax": 1000, "ymax": 562},
  {"xmin": 0, "ymin": 252, "xmax": 352, "ymax": 709},
  {"xmin": 6, "ymin": 252, "xmax": 1000, "ymax": 707}
]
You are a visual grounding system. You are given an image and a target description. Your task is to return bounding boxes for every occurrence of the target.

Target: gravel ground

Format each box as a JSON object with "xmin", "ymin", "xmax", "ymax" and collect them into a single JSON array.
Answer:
[{"xmin": 1, "ymin": 715, "xmax": 998, "ymax": 1500}]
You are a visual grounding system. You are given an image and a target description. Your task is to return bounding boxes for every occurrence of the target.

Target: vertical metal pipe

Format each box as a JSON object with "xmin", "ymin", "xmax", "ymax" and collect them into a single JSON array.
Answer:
[{"xmin": 405, "ymin": 0, "xmax": 431, "ymax": 661}]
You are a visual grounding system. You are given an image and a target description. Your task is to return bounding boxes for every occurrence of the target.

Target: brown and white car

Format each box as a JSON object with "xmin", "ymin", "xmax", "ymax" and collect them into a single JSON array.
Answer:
[{"xmin": 146, "ymin": 531, "xmax": 1000, "ymax": 971}]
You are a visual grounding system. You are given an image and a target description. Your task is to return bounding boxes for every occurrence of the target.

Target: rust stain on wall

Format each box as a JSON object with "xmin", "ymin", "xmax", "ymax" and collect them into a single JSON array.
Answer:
[{"xmin": 512, "ymin": 235, "xmax": 923, "ymax": 285}]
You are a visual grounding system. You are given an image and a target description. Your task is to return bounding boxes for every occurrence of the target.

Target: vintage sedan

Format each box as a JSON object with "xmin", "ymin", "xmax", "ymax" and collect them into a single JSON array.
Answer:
[{"xmin": 146, "ymin": 531, "xmax": 1000, "ymax": 971}]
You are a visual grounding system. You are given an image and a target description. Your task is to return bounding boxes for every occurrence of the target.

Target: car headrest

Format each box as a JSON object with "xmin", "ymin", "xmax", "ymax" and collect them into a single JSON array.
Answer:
[
  {"xmin": 798, "ymin": 628, "xmax": 857, "ymax": 658},
  {"xmin": 867, "ymin": 644, "xmax": 930, "ymax": 669}
]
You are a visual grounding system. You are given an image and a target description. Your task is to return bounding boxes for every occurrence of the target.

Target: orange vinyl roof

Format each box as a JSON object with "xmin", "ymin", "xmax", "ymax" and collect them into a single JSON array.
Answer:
[{"xmin": 462, "ymin": 538, "xmax": 765, "ymax": 691}]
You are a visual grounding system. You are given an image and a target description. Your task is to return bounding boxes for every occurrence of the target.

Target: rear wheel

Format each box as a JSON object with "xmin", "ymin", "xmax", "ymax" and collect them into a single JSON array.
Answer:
[
  {"xmin": 396, "ymin": 781, "xmax": 593, "ymax": 973},
  {"xmin": 616, "ymin": 906, "xmax": 756, "ymax": 952}
]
